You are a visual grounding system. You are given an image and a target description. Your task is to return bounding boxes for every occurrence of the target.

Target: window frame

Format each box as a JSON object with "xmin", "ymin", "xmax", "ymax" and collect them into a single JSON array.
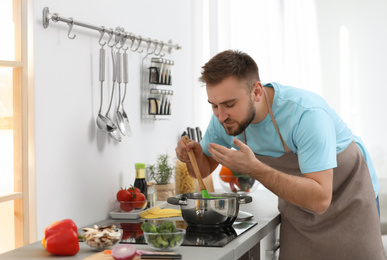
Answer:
[{"xmin": 0, "ymin": 0, "xmax": 36, "ymax": 249}]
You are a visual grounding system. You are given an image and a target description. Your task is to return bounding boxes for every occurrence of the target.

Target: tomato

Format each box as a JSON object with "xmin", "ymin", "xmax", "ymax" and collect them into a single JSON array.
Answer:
[
  {"xmin": 117, "ymin": 189, "xmax": 131, "ymax": 202},
  {"xmin": 128, "ymin": 186, "xmax": 141, "ymax": 195},
  {"xmin": 132, "ymin": 193, "xmax": 146, "ymax": 208},
  {"xmin": 120, "ymin": 202, "xmax": 134, "ymax": 212},
  {"xmin": 219, "ymin": 166, "xmax": 236, "ymax": 183}
]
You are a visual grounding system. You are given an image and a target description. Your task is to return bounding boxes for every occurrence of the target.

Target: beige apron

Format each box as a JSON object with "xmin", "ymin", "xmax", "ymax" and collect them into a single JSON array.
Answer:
[{"xmin": 243, "ymin": 89, "xmax": 386, "ymax": 260}]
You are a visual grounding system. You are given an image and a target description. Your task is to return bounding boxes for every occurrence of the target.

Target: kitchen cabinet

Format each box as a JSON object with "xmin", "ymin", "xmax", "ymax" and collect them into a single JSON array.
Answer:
[
  {"xmin": 0, "ymin": 188, "xmax": 280, "ymax": 260},
  {"xmin": 237, "ymin": 220, "xmax": 280, "ymax": 260},
  {"xmin": 259, "ymin": 225, "xmax": 280, "ymax": 260}
]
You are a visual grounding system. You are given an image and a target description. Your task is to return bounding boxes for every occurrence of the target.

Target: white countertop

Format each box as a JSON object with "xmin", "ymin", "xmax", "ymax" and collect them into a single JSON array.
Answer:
[{"xmin": 0, "ymin": 187, "xmax": 280, "ymax": 260}]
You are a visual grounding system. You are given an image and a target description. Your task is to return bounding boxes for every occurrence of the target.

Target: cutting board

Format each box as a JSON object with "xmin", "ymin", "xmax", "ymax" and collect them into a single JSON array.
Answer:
[
  {"xmin": 83, "ymin": 251, "xmax": 178, "ymax": 260},
  {"xmin": 83, "ymin": 251, "xmax": 113, "ymax": 260}
]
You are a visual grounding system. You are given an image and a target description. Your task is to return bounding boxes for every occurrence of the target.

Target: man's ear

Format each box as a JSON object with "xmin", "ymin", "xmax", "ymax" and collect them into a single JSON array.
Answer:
[{"xmin": 253, "ymin": 81, "xmax": 263, "ymax": 102}]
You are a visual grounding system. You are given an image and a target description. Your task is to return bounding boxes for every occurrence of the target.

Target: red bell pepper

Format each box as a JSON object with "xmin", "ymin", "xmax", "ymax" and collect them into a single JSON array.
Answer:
[{"xmin": 41, "ymin": 218, "xmax": 80, "ymax": 256}]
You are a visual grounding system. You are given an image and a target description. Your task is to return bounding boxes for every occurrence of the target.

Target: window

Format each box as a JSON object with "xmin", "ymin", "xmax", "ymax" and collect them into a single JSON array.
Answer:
[{"xmin": 0, "ymin": 0, "xmax": 35, "ymax": 253}]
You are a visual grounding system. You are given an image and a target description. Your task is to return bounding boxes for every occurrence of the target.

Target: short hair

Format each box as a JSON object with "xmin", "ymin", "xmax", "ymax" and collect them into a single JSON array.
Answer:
[{"xmin": 199, "ymin": 50, "xmax": 260, "ymax": 90}]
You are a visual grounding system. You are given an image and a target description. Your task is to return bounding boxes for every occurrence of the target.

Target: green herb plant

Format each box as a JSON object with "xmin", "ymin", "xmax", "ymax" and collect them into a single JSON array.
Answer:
[{"xmin": 147, "ymin": 154, "xmax": 174, "ymax": 185}]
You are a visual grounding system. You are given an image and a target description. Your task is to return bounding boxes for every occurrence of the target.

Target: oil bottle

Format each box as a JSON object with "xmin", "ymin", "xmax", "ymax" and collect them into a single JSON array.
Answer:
[{"xmin": 134, "ymin": 163, "xmax": 147, "ymax": 200}]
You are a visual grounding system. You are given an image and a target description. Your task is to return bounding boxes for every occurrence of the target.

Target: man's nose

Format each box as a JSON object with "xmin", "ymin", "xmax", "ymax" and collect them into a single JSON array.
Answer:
[{"xmin": 217, "ymin": 107, "xmax": 228, "ymax": 122}]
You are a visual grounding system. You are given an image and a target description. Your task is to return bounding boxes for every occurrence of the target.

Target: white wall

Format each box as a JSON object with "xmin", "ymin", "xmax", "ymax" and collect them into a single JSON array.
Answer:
[
  {"xmin": 315, "ymin": 0, "xmax": 387, "ymax": 174},
  {"xmin": 33, "ymin": 0, "xmax": 197, "ymax": 239},
  {"xmin": 314, "ymin": 0, "xmax": 387, "ymax": 231}
]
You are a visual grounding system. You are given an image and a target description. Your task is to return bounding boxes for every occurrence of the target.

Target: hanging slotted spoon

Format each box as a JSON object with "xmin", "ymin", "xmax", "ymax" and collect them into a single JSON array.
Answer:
[
  {"xmin": 114, "ymin": 50, "xmax": 126, "ymax": 136},
  {"xmin": 181, "ymin": 136, "xmax": 219, "ymax": 199},
  {"xmin": 121, "ymin": 49, "xmax": 132, "ymax": 136}
]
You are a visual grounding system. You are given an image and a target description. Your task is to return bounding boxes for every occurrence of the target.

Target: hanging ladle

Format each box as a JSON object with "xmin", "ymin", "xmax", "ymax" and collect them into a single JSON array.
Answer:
[
  {"xmin": 96, "ymin": 30, "xmax": 117, "ymax": 133},
  {"xmin": 181, "ymin": 136, "xmax": 220, "ymax": 199}
]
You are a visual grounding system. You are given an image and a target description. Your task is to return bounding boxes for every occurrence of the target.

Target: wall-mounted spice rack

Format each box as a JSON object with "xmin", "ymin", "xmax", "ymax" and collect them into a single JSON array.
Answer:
[{"xmin": 142, "ymin": 56, "xmax": 175, "ymax": 120}]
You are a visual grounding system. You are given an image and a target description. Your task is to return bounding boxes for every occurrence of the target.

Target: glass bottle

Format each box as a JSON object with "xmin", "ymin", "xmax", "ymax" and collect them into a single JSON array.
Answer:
[{"xmin": 134, "ymin": 163, "xmax": 148, "ymax": 199}]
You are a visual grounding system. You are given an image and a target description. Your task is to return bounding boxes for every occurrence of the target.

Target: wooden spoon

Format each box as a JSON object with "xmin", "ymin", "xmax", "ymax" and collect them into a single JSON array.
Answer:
[{"xmin": 181, "ymin": 136, "xmax": 217, "ymax": 199}]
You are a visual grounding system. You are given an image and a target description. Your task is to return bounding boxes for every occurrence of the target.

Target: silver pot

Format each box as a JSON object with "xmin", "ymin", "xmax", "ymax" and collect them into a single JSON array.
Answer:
[{"xmin": 167, "ymin": 193, "xmax": 252, "ymax": 228}]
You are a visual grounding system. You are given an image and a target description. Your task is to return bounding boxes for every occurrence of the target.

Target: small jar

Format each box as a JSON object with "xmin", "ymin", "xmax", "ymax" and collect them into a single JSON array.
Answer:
[{"xmin": 147, "ymin": 182, "xmax": 157, "ymax": 208}]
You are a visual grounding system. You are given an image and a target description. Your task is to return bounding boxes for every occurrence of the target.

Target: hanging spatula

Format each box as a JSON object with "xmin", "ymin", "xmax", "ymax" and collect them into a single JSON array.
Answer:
[{"xmin": 181, "ymin": 136, "xmax": 219, "ymax": 199}]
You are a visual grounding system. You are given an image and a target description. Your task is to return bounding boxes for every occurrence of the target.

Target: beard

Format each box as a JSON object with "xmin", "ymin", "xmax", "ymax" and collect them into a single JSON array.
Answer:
[{"xmin": 222, "ymin": 100, "xmax": 256, "ymax": 136}]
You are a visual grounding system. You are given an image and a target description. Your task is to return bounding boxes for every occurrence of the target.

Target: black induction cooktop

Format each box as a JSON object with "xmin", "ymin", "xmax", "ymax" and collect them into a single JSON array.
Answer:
[{"xmin": 111, "ymin": 220, "xmax": 257, "ymax": 248}]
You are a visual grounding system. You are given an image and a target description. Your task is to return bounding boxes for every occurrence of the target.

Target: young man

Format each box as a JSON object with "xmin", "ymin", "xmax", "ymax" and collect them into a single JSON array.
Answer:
[{"xmin": 175, "ymin": 50, "xmax": 386, "ymax": 259}]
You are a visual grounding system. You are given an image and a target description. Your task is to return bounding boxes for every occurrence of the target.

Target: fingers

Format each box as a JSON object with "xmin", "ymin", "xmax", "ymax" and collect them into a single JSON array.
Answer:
[
  {"xmin": 208, "ymin": 138, "xmax": 256, "ymax": 174},
  {"xmin": 175, "ymin": 140, "xmax": 188, "ymax": 163},
  {"xmin": 175, "ymin": 138, "xmax": 199, "ymax": 164},
  {"xmin": 208, "ymin": 142, "xmax": 229, "ymax": 165}
]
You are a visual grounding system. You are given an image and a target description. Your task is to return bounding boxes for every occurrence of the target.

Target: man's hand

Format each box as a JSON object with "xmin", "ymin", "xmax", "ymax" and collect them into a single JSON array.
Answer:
[
  {"xmin": 175, "ymin": 137, "xmax": 218, "ymax": 179},
  {"xmin": 175, "ymin": 138, "xmax": 203, "ymax": 165},
  {"xmin": 208, "ymin": 138, "xmax": 259, "ymax": 175}
]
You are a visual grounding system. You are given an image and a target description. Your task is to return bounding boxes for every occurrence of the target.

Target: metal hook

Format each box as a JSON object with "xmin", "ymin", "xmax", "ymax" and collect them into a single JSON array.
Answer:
[
  {"xmin": 154, "ymin": 41, "xmax": 164, "ymax": 56},
  {"xmin": 98, "ymin": 26, "xmax": 106, "ymax": 46},
  {"xmin": 152, "ymin": 40, "xmax": 159, "ymax": 54},
  {"xmin": 145, "ymin": 38, "xmax": 154, "ymax": 55},
  {"xmin": 107, "ymin": 29, "xmax": 115, "ymax": 48},
  {"xmin": 118, "ymin": 31, "xmax": 128, "ymax": 51},
  {"xmin": 136, "ymin": 36, "xmax": 145, "ymax": 53},
  {"xmin": 123, "ymin": 33, "xmax": 133, "ymax": 52},
  {"xmin": 131, "ymin": 36, "xmax": 143, "ymax": 52},
  {"xmin": 67, "ymin": 18, "xmax": 76, "ymax": 39},
  {"xmin": 129, "ymin": 34, "xmax": 136, "ymax": 51},
  {"xmin": 120, "ymin": 32, "xmax": 128, "ymax": 50},
  {"xmin": 142, "ymin": 39, "xmax": 157, "ymax": 60},
  {"xmin": 115, "ymin": 31, "xmax": 123, "ymax": 49}
]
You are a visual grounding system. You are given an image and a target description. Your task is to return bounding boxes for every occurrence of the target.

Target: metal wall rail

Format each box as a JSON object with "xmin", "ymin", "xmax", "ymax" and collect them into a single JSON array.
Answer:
[{"xmin": 42, "ymin": 7, "xmax": 182, "ymax": 55}]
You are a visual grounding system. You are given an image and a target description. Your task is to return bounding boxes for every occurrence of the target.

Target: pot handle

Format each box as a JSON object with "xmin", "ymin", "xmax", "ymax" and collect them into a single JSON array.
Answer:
[
  {"xmin": 238, "ymin": 195, "xmax": 253, "ymax": 204},
  {"xmin": 167, "ymin": 196, "xmax": 188, "ymax": 206}
]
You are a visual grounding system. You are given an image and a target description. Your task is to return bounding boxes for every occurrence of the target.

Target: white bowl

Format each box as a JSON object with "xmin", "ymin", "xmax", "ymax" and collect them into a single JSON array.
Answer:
[{"xmin": 82, "ymin": 227, "xmax": 123, "ymax": 251}]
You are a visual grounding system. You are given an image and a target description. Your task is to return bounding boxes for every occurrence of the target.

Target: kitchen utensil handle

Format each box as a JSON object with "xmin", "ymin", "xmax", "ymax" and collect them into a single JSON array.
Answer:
[
  {"xmin": 116, "ymin": 51, "xmax": 122, "ymax": 84},
  {"xmin": 99, "ymin": 48, "xmax": 105, "ymax": 82},
  {"xmin": 111, "ymin": 48, "xmax": 116, "ymax": 82},
  {"xmin": 123, "ymin": 51, "xmax": 128, "ymax": 84},
  {"xmin": 190, "ymin": 128, "xmax": 196, "ymax": 141},
  {"xmin": 141, "ymin": 254, "xmax": 182, "ymax": 259},
  {"xmin": 238, "ymin": 195, "xmax": 253, "ymax": 204},
  {"xmin": 196, "ymin": 127, "xmax": 202, "ymax": 142},
  {"xmin": 166, "ymin": 196, "xmax": 187, "ymax": 205},
  {"xmin": 181, "ymin": 136, "xmax": 207, "ymax": 191}
]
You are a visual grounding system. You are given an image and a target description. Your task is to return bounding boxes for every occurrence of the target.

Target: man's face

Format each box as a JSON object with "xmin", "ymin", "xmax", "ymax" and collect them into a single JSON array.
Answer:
[{"xmin": 207, "ymin": 77, "xmax": 256, "ymax": 136}]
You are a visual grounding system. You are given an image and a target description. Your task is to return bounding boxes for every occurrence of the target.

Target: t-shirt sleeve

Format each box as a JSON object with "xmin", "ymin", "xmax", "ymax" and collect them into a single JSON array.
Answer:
[{"xmin": 293, "ymin": 108, "xmax": 337, "ymax": 173}]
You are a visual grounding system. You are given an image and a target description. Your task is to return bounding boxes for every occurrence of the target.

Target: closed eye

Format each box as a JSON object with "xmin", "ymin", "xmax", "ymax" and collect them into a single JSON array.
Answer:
[{"xmin": 208, "ymin": 99, "xmax": 236, "ymax": 108}]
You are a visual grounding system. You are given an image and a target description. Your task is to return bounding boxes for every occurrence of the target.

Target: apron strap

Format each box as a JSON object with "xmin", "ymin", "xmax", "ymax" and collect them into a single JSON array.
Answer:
[
  {"xmin": 242, "ymin": 88, "xmax": 291, "ymax": 153},
  {"xmin": 263, "ymin": 88, "xmax": 291, "ymax": 153}
]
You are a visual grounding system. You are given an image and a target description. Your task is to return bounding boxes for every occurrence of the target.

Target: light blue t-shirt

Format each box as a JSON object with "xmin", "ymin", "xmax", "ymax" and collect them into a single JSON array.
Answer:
[{"xmin": 201, "ymin": 82, "xmax": 379, "ymax": 197}]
